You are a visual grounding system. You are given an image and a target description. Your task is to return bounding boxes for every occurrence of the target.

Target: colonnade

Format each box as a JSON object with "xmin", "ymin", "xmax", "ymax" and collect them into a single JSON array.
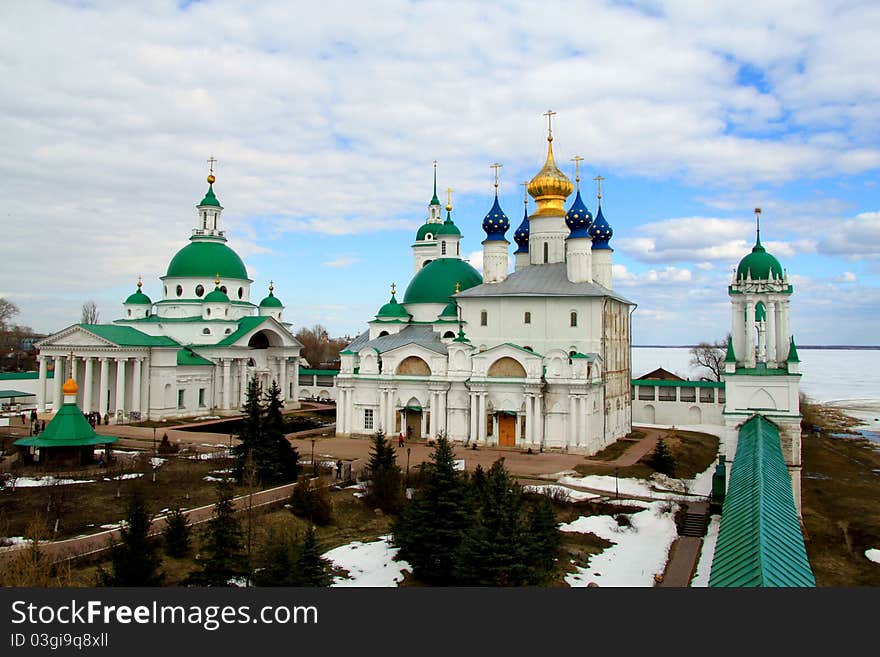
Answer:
[
  {"xmin": 37, "ymin": 354, "xmax": 148, "ymax": 417},
  {"xmin": 732, "ymin": 297, "xmax": 791, "ymax": 368}
]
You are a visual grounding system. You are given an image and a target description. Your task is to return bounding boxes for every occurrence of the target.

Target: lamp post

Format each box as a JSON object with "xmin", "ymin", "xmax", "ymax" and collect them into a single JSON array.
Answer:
[
  {"xmin": 152, "ymin": 427, "xmax": 157, "ymax": 455},
  {"xmin": 406, "ymin": 447, "xmax": 411, "ymax": 488},
  {"xmin": 311, "ymin": 438, "xmax": 317, "ymax": 477}
]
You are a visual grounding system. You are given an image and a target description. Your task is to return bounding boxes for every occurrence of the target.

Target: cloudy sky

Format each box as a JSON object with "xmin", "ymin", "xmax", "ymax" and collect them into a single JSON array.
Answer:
[{"xmin": 1, "ymin": 0, "xmax": 878, "ymax": 345}]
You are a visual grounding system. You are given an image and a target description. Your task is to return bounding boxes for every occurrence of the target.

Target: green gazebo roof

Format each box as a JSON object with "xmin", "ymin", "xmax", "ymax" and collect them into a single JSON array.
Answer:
[{"xmin": 15, "ymin": 402, "xmax": 118, "ymax": 448}]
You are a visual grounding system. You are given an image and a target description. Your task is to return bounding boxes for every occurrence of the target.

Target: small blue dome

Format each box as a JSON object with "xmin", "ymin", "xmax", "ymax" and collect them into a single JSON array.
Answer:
[
  {"xmin": 482, "ymin": 195, "xmax": 510, "ymax": 241},
  {"xmin": 513, "ymin": 204, "xmax": 529, "ymax": 253},
  {"xmin": 590, "ymin": 204, "xmax": 613, "ymax": 249},
  {"xmin": 565, "ymin": 190, "xmax": 593, "ymax": 239}
]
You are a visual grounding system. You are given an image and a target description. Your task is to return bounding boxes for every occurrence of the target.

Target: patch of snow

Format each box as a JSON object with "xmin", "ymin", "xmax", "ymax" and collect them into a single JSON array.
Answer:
[
  {"xmin": 104, "ymin": 473, "xmax": 144, "ymax": 481},
  {"xmin": 865, "ymin": 548, "xmax": 880, "ymax": 565},
  {"xmin": 194, "ymin": 416, "xmax": 221, "ymax": 421},
  {"xmin": 524, "ymin": 484, "xmax": 599, "ymax": 502},
  {"xmin": 0, "ymin": 536, "xmax": 29, "ymax": 551},
  {"xmin": 323, "ymin": 535, "xmax": 410, "ymax": 587},
  {"xmin": 453, "ymin": 459, "xmax": 465, "ymax": 471},
  {"xmin": 561, "ymin": 501, "xmax": 679, "ymax": 587},
  {"xmin": 100, "ymin": 523, "xmax": 121, "ymax": 530},
  {"xmin": 559, "ymin": 474, "xmax": 657, "ymax": 499},
  {"xmin": 210, "ymin": 467, "xmax": 234, "ymax": 474},
  {"xmin": 8, "ymin": 476, "xmax": 95, "ymax": 488},
  {"xmin": 691, "ymin": 514, "xmax": 721, "ymax": 587},
  {"xmin": 227, "ymin": 577, "xmax": 249, "ymax": 587},
  {"xmin": 203, "ymin": 475, "xmax": 234, "ymax": 482},
  {"xmin": 150, "ymin": 457, "xmax": 166, "ymax": 468}
]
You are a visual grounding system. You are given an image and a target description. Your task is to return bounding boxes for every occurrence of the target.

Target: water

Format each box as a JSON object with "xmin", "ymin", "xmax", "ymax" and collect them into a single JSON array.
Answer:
[{"xmin": 632, "ymin": 346, "xmax": 880, "ymax": 437}]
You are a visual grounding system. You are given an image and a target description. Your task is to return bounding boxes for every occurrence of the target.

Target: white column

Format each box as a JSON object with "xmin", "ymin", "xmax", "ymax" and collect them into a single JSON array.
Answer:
[
  {"xmin": 131, "ymin": 358, "xmax": 142, "ymax": 414},
  {"xmin": 745, "ymin": 301, "xmax": 756, "ymax": 368},
  {"xmin": 534, "ymin": 393, "xmax": 543, "ymax": 447},
  {"xmin": 338, "ymin": 389, "xmax": 347, "ymax": 434},
  {"xmin": 379, "ymin": 389, "xmax": 386, "ymax": 433},
  {"xmin": 766, "ymin": 301, "xmax": 777, "ymax": 364},
  {"xmin": 579, "ymin": 396, "xmax": 587, "ymax": 449},
  {"xmin": 53, "ymin": 356, "xmax": 64, "ymax": 412},
  {"xmin": 515, "ymin": 409, "xmax": 522, "ymax": 444},
  {"xmin": 469, "ymin": 391, "xmax": 478, "ymax": 442},
  {"xmin": 781, "ymin": 300, "xmax": 791, "ymax": 358},
  {"xmin": 389, "ymin": 392, "xmax": 396, "ymax": 436},
  {"xmin": 568, "ymin": 395, "xmax": 577, "ymax": 447},
  {"xmin": 420, "ymin": 404, "xmax": 427, "ymax": 438},
  {"xmin": 115, "ymin": 358, "xmax": 126, "ymax": 417},
  {"xmin": 99, "ymin": 357, "xmax": 109, "ymax": 415},
  {"xmin": 438, "ymin": 391, "xmax": 446, "ymax": 435},
  {"xmin": 83, "ymin": 357, "xmax": 94, "ymax": 412},
  {"xmin": 239, "ymin": 360, "xmax": 248, "ymax": 406},
  {"xmin": 478, "ymin": 393, "xmax": 487, "ymax": 443},
  {"xmin": 222, "ymin": 359, "xmax": 232, "ymax": 410},
  {"xmin": 37, "ymin": 356, "xmax": 48, "ymax": 412},
  {"xmin": 280, "ymin": 357, "xmax": 288, "ymax": 401},
  {"xmin": 292, "ymin": 359, "xmax": 300, "ymax": 401},
  {"xmin": 732, "ymin": 300, "xmax": 745, "ymax": 365},
  {"xmin": 525, "ymin": 394, "xmax": 533, "ymax": 444}
]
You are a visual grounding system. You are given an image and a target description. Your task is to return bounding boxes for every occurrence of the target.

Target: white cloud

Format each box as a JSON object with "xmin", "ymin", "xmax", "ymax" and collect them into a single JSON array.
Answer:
[
  {"xmin": 818, "ymin": 212, "xmax": 880, "ymax": 259},
  {"xmin": 834, "ymin": 271, "xmax": 857, "ymax": 283},
  {"xmin": 322, "ymin": 257, "xmax": 358, "ymax": 268},
  {"xmin": 467, "ymin": 251, "xmax": 484, "ymax": 273}
]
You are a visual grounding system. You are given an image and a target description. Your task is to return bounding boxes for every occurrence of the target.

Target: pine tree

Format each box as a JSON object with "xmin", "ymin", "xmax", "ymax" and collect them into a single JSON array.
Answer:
[
  {"xmin": 364, "ymin": 431, "xmax": 403, "ymax": 513},
  {"xmin": 454, "ymin": 459, "xmax": 530, "ymax": 586},
  {"xmin": 392, "ymin": 436, "xmax": 473, "ymax": 584},
  {"xmin": 262, "ymin": 380, "xmax": 300, "ymax": 485},
  {"xmin": 648, "ymin": 437, "xmax": 677, "ymax": 477},
  {"xmin": 100, "ymin": 490, "xmax": 163, "ymax": 586},
  {"xmin": 232, "ymin": 376, "xmax": 264, "ymax": 483},
  {"xmin": 294, "ymin": 525, "xmax": 333, "ymax": 587},
  {"xmin": 252, "ymin": 525, "xmax": 300, "ymax": 587},
  {"xmin": 524, "ymin": 496, "xmax": 561, "ymax": 584},
  {"xmin": 162, "ymin": 508, "xmax": 191, "ymax": 558},
  {"xmin": 187, "ymin": 481, "xmax": 247, "ymax": 586}
]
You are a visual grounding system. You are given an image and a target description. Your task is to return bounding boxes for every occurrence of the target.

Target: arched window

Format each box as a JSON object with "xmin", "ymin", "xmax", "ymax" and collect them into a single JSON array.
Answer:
[
  {"xmin": 423, "ymin": 260, "xmax": 432, "ymax": 268},
  {"xmin": 220, "ymin": 285, "xmax": 227, "ymax": 294},
  {"xmin": 480, "ymin": 310, "xmax": 487, "ymax": 326},
  {"xmin": 570, "ymin": 311, "xmax": 578, "ymax": 327},
  {"xmin": 206, "ymin": 308, "xmax": 211, "ymax": 316},
  {"xmin": 425, "ymin": 233, "xmax": 433, "ymax": 241},
  {"xmin": 225, "ymin": 328, "xmax": 232, "ymax": 334},
  {"xmin": 523, "ymin": 346, "xmax": 533, "ymax": 352},
  {"xmin": 202, "ymin": 212, "xmax": 207, "ymax": 229},
  {"xmin": 195, "ymin": 284, "xmax": 204, "ymax": 297},
  {"xmin": 145, "ymin": 310, "xmax": 150, "ymax": 317},
  {"xmin": 238, "ymin": 287, "xmax": 244, "ymax": 299},
  {"xmin": 456, "ymin": 242, "xmax": 460, "ymax": 255},
  {"xmin": 443, "ymin": 331, "xmax": 455, "ymax": 339},
  {"xmin": 176, "ymin": 285, "xmax": 183, "ymax": 297},
  {"xmin": 524, "ymin": 311, "xmax": 531, "ymax": 324},
  {"xmin": 378, "ymin": 331, "xmax": 389, "ymax": 337},
  {"xmin": 127, "ymin": 309, "xmax": 131, "ymax": 317},
  {"xmin": 543, "ymin": 242, "xmax": 549, "ymax": 263},
  {"xmin": 441, "ymin": 241, "xmax": 447, "ymax": 255},
  {"xmin": 202, "ymin": 328, "xmax": 211, "ymax": 335}
]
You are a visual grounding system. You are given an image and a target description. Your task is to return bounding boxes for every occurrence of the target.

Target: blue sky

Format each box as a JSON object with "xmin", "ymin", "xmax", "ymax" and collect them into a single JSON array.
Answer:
[{"xmin": 1, "ymin": 0, "xmax": 878, "ymax": 345}]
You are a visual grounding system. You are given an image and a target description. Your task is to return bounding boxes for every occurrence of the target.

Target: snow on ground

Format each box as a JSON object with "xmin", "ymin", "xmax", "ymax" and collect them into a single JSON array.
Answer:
[
  {"xmin": 524, "ymin": 484, "xmax": 599, "ymax": 502},
  {"xmin": 103, "ymin": 473, "xmax": 143, "ymax": 481},
  {"xmin": 203, "ymin": 475, "xmax": 234, "ymax": 482},
  {"xmin": 150, "ymin": 457, "xmax": 166, "ymax": 468},
  {"xmin": 558, "ymin": 461, "xmax": 715, "ymax": 501},
  {"xmin": 558, "ymin": 474, "xmax": 656, "ymax": 499},
  {"xmin": 323, "ymin": 535, "xmax": 410, "ymax": 587},
  {"xmin": 691, "ymin": 514, "xmax": 721, "ymax": 587},
  {"xmin": 561, "ymin": 501, "xmax": 678, "ymax": 587},
  {"xmin": 0, "ymin": 536, "xmax": 29, "ymax": 551},
  {"xmin": 6, "ymin": 476, "xmax": 95, "ymax": 488},
  {"xmin": 865, "ymin": 549, "xmax": 880, "ymax": 565}
]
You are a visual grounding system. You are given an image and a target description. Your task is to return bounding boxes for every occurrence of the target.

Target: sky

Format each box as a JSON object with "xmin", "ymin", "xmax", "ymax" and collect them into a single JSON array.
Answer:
[{"xmin": 1, "ymin": 0, "xmax": 878, "ymax": 346}]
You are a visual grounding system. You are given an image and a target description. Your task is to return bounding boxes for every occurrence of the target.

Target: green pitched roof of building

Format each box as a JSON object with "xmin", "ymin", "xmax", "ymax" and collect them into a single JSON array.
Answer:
[
  {"xmin": 79, "ymin": 324, "xmax": 179, "ymax": 347},
  {"xmin": 214, "ymin": 316, "xmax": 270, "ymax": 346},
  {"xmin": 787, "ymin": 336, "xmax": 800, "ymax": 362},
  {"xmin": 725, "ymin": 336, "xmax": 736, "ymax": 363},
  {"xmin": 165, "ymin": 241, "xmax": 249, "ymax": 280},
  {"xmin": 709, "ymin": 415, "xmax": 815, "ymax": 587},
  {"xmin": 177, "ymin": 348, "xmax": 214, "ymax": 366},
  {"xmin": 199, "ymin": 183, "xmax": 221, "ymax": 207},
  {"xmin": 403, "ymin": 257, "xmax": 482, "ymax": 305},
  {"xmin": 15, "ymin": 402, "xmax": 118, "ymax": 448}
]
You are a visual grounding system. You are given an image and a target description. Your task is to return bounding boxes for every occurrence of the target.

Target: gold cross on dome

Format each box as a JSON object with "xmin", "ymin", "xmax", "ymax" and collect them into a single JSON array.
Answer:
[
  {"xmin": 207, "ymin": 156, "xmax": 218, "ymax": 174},
  {"xmin": 594, "ymin": 174, "xmax": 605, "ymax": 200},
  {"xmin": 543, "ymin": 109, "xmax": 556, "ymax": 137},
  {"xmin": 521, "ymin": 181, "xmax": 529, "ymax": 204},
  {"xmin": 490, "ymin": 163, "xmax": 502, "ymax": 190},
  {"xmin": 446, "ymin": 187, "xmax": 453, "ymax": 209},
  {"xmin": 571, "ymin": 156, "xmax": 584, "ymax": 185},
  {"xmin": 390, "ymin": 282, "xmax": 396, "ymax": 296}
]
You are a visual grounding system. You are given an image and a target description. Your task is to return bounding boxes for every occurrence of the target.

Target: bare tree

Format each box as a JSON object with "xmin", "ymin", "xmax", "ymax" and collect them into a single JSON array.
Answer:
[
  {"xmin": 81, "ymin": 300, "xmax": 100, "ymax": 324},
  {"xmin": 0, "ymin": 298, "xmax": 20, "ymax": 332},
  {"xmin": 294, "ymin": 324, "xmax": 347, "ymax": 368},
  {"xmin": 689, "ymin": 335, "xmax": 729, "ymax": 382}
]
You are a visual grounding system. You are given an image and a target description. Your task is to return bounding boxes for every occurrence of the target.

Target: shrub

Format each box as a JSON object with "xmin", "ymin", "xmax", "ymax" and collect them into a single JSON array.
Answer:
[{"xmin": 289, "ymin": 478, "xmax": 333, "ymax": 526}]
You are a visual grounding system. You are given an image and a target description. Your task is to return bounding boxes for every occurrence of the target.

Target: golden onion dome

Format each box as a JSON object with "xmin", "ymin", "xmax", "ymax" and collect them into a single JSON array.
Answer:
[
  {"xmin": 527, "ymin": 135, "xmax": 573, "ymax": 216},
  {"xmin": 62, "ymin": 377, "xmax": 79, "ymax": 395}
]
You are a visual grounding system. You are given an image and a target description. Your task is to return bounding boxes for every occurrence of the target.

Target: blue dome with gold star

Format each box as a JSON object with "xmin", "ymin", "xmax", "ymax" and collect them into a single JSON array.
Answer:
[
  {"xmin": 513, "ymin": 205, "xmax": 529, "ymax": 253},
  {"xmin": 565, "ymin": 190, "xmax": 593, "ymax": 239},
  {"xmin": 482, "ymin": 195, "xmax": 510, "ymax": 241},
  {"xmin": 590, "ymin": 204, "xmax": 613, "ymax": 249}
]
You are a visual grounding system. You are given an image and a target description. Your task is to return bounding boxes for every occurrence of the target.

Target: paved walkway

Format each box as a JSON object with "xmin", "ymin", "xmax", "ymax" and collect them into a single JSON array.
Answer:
[{"xmin": 659, "ymin": 537, "xmax": 703, "ymax": 587}]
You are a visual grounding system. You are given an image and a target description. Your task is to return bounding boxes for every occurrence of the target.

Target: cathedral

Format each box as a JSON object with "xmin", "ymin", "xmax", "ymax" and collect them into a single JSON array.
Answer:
[
  {"xmin": 335, "ymin": 119, "xmax": 634, "ymax": 454},
  {"xmin": 33, "ymin": 170, "xmax": 303, "ymax": 421}
]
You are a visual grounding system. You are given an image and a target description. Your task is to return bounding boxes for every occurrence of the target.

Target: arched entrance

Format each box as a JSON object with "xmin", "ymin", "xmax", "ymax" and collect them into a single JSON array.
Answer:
[
  {"xmin": 403, "ymin": 397, "xmax": 422, "ymax": 440},
  {"xmin": 497, "ymin": 412, "xmax": 516, "ymax": 447}
]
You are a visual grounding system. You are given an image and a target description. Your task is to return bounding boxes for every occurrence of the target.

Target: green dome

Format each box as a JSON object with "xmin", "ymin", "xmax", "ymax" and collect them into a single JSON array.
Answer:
[
  {"xmin": 204, "ymin": 287, "xmax": 230, "ymax": 303},
  {"xmin": 260, "ymin": 291, "xmax": 283, "ymax": 308},
  {"xmin": 436, "ymin": 217, "xmax": 461, "ymax": 236},
  {"xmin": 166, "ymin": 240, "xmax": 249, "ymax": 279},
  {"xmin": 440, "ymin": 300, "xmax": 458, "ymax": 319},
  {"xmin": 199, "ymin": 184, "xmax": 221, "ymax": 207},
  {"xmin": 125, "ymin": 290, "xmax": 152, "ymax": 305},
  {"xmin": 403, "ymin": 258, "xmax": 482, "ymax": 305},
  {"xmin": 376, "ymin": 293, "xmax": 411, "ymax": 319},
  {"xmin": 416, "ymin": 223, "xmax": 439, "ymax": 241},
  {"xmin": 737, "ymin": 240, "xmax": 783, "ymax": 281}
]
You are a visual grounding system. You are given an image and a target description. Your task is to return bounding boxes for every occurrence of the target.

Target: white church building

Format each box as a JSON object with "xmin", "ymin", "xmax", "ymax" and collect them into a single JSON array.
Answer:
[
  {"xmin": 335, "ymin": 122, "xmax": 634, "ymax": 454},
  {"xmin": 34, "ymin": 171, "xmax": 303, "ymax": 422}
]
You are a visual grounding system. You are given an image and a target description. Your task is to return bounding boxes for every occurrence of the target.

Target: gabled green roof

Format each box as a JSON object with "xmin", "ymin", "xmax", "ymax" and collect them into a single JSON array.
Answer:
[
  {"xmin": 15, "ymin": 403, "xmax": 118, "ymax": 448},
  {"xmin": 214, "ymin": 316, "xmax": 270, "ymax": 346},
  {"xmin": 0, "ymin": 371, "xmax": 55, "ymax": 381},
  {"xmin": 709, "ymin": 415, "xmax": 815, "ymax": 587},
  {"xmin": 177, "ymin": 348, "xmax": 214, "ymax": 366},
  {"xmin": 787, "ymin": 336, "xmax": 800, "ymax": 362},
  {"xmin": 725, "ymin": 336, "xmax": 736, "ymax": 363},
  {"xmin": 79, "ymin": 324, "xmax": 179, "ymax": 347}
]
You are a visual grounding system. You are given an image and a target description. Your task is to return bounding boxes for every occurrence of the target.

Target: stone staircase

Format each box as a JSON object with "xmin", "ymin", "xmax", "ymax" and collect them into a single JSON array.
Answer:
[{"xmin": 680, "ymin": 501, "xmax": 710, "ymax": 537}]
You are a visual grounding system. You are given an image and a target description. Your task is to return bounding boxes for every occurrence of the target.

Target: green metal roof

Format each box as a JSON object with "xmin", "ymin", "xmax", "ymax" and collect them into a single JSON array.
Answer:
[
  {"xmin": 299, "ymin": 368, "xmax": 340, "ymax": 376},
  {"xmin": 214, "ymin": 316, "xmax": 270, "ymax": 346},
  {"xmin": 125, "ymin": 289, "xmax": 152, "ymax": 305},
  {"xmin": 709, "ymin": 415, "xmax": 815, "ymax": 587},
  {"xmin": 725, "ymin": 336, "xmax": 736, "ymax": 363},
  {"xmin": 199, "ymin": 183, "xmax": 221, "ymax": 207},
  {"xmin": 165, "ymin": 240, "xmax": 248, "ymax": 279},
  {"xmin": 787, "ymin": 336, "xmax": 800, "ymax": 362},
  {"xmin": 0, "ymin": 390, "xmax": 34, "ymax": 399},
  {"xmin": 259, "ymin": 290, "xmax": 283, "ymax": 308},
  {"xmin": 416, "ymin": 223, "xmax": 438, "ymax": 241},
  {"xmin": 376, "ymin": 293, "xmax": 411, "ymax": 319},
  {"xmin": 177, "ymin": 348, "xmax": 214, "ymax": 366},
  {"xmin": 0, "ymin": 371, "xmax": 54, "ymax": 381},
  {"xmin": 15, "ymin": 403, "xmax": 119, "ymax": 448},
  {"xmin": 736, "ymin": 238, "xmax": 783, "ymax": 281},
  {"xmin": 79, "ymin": 324, "xmax": 179, "ymax": 347},
  {"xmin": 204, "ymin": 287, "xmax": 230, "ymax": 303},
  {"xmin": 403, "ymin": 257, "xmax": 482, "ymax": 305},
  {"xmin": 633, "ymin": 379, "xmax": 724, "ymax": 388}
]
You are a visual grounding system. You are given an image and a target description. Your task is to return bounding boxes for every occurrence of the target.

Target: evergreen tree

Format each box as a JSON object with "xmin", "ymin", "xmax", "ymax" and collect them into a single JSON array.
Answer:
[
  {"xmin": 162, "ymin": 508, "xmax": 191, "ymax": 558},
  {"xmin": 454, "ymin": 459, "xmax": 530, "ymax": 586},
  {"xmin": 289, "ymin": 478, "xmax": 333, "ymax": 525},
  {"xmin": 187, "ymin": 481, "xmax": 247, "ymax": 586},
  {"xmin": 232, "ymin": 376, "xmax": 264, "ymax": 483},
  {"xmin": 252, "ymin": 525, "xmax": 300, "ymax": 587},
  {"xmin": 524, "ymin": 496, "xmax": 561, "ymax": 583},
  {"xmin": 364, "ymin": 431, "xmax": 403, "ymax": 513},
  {"xmin": 294, "ymin": 525, "xmax": 333, "ymax": 587},
  {"xmin": 392, "ymin": 436, "xmax": 473, "ymax": 584},
  {"xmin": 100, "ymin": 490, "xmax": 163, "ymax": 586},
  {"xmin": 648, "ymin": 437, "xmax": 677, "ymax": 477},
  {"xmin": 262, "ymin": 380, "xmax": 300, "ymax": 485}
]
